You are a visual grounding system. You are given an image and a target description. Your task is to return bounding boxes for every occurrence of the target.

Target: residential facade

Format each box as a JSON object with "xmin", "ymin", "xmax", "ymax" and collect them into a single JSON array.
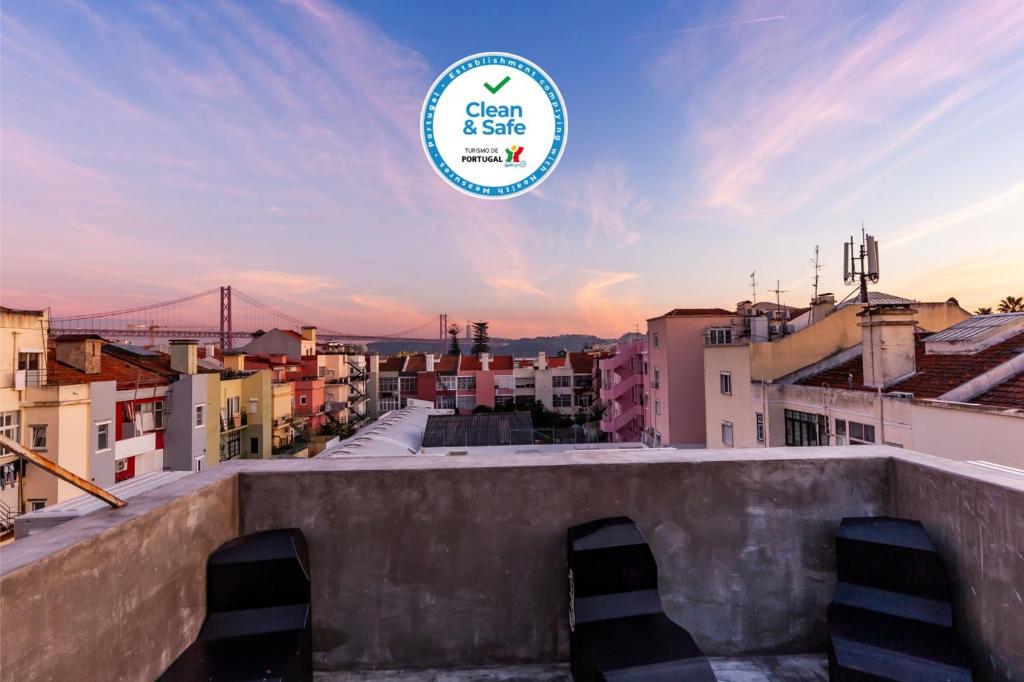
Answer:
[{"xmin": 598, "ymin": 336, "xmax": 647, "ymax": 442}]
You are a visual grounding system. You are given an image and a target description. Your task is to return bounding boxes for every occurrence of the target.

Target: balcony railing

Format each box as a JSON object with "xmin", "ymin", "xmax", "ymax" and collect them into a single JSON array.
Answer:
[
  {"xmin": 14, "ymin": 369, "xmax": 47, "ymax": 389},
  {"xmin": 220, "ymin": 411, "xmax": 249, "ymax": 433}
]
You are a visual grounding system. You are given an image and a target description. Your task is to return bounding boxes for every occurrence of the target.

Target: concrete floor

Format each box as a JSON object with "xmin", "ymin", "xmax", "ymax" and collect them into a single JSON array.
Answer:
[{"xmin": 316, "ymin": 654, "xmax": 829, "ymax": 681}]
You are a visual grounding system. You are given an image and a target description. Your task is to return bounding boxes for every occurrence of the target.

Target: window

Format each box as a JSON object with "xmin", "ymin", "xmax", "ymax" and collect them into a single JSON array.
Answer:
[
  {"xmin": 456, "ymin": 376, "xmax": 476, "ymax": 390},
  {"xmin": 652, "ymin": 366, "xmax": 660, "ymax": 388},
  {"xmin": 436, "ymin": 396, "xmax": 456, "ymax": 409},
  {"xmin": 30, "ymin": 425, "xmax": 47, "ymax": 450},
  {"xmin": 326, "ymin": 369, "xmax": 335, "ymax": 378},
  {"xmin": 552, "ymin": 394, "xmax": 572, "ymax": 408},
  {"xmin": 379, "ymin": 377, "xmax": 399, "ymax": 393},
  {"xmin": 720, "ymin": 371, "xmax": 732, "ymax": 395},
  {"xmin": 575, "ymin": 394, "xmax": 594, "ymax": 407},
  {"xmin": 226, "ymin": 396, "xmax": 240, "ymax": 415},
  {"xmin": 514, "ymin": 377, "xmax": 534, "ymax": 389},
  {"xmin": 756, "ymin": 413, "xmax": 765, "ymax": 443},
  {"xmin": 194, "ymin": 457, "xmax": 204, "ymax": 473},
  {"xmin": 29, "ymin": 499, "xmax": 46, "ymax": 512},
  {"xmin": 574, "ymin": 375, "xmax": 592, "ymax": 388},
  {"xmin": 721, "ymin": 421, "xmax": 734, "ymax": 447},
  {"xmin": 400, "ymin": 377, "xmax": 417, "ymax": 393},
  {"xmin": 495, "ymin": 375, "xmax": 514, "ymax": 390},
  {"xmin": 318, "ymin": 366, "xmax": 326, "ymax": 377},
  {"xmin": 17, "ymin": 352, "xmax": 41, "ymax": 370},
  {"xmin": 456, "ymin": 396, "xmax": 477, "ymax": 410},
  {"xmin": 299, "ymin": 395, "xmax": 308, "ymax": 405},
  {"xmin": 250, "ymin": 437, "xmax": 260, "ymax": 455},
  {"xmin": 249, "ymin": 399, "xmax": 258, "ymax": 415},
  {"xmin": 222, "ymin": 432, "xmax": 240, "ymax": 460},
  {"xmin": 195, "ymin": 404, "xmax": 205, "ymax": 428},
  {"xmin": 652, "ymin": 332, "xmax": 659, "ymax": 348},
  {"xmin": 96, "ymin": 422, "xmax": 111, "ymax": 451},
  {"xmin": 784, "ymin": 409, "xmax": 827, "ymax": 447},
  {"xmin": 1, "ymin": 412, "xmax": 20, "ymax": 456},
  {"xmin": 137, "ymin": 401, "xmax": 164, "ymax": 430},
  {"xmin": 438, "ymin": 376, "xmax": 458, "ymax": 391},
  {"xmin": 707, "ymin": 328, "xmax": 734, "ymax": 345},
  {"xmin": 655, "ymin": 399, "xmax": 661, "ymax": 416},
  {"xmin": 380, "ymin": 397, "xmax": 401, "ymax": 411},
  {"xmin": 552, "ymin": 375, "xmax": 572, "ymax": 388},
  {"xmin": 495, "ymin": 395, "xmax": 515, "ymax": 407},
  {"xmin": 835, "ymin": 419, "xmax": 876, "ymax": 446}
]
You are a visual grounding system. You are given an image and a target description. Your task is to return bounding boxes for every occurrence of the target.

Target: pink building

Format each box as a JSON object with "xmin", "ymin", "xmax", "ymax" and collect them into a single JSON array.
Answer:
[
  {"xmin": 645, "ymin": 308, "xmax": 745, "ymax": 447},
  {"xmin": 598, "ymin": 337, "xmax": 647, "ymax": 442}
]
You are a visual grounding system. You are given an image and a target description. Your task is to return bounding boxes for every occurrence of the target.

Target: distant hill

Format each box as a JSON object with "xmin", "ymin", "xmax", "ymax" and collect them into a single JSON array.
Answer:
[{"xmin": 367, "ymin": 334, "xmax": 612, "ymax": 357}]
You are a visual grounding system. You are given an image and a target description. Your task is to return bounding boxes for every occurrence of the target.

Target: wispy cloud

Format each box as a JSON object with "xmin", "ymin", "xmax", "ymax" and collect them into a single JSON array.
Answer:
[
  {"xmin": 627, "ymin": 15, "xmax": 786, "ymax": 40},
  {"xmin": 887, "ymin": 181, "xmax": 1024, "ymax": 250}
]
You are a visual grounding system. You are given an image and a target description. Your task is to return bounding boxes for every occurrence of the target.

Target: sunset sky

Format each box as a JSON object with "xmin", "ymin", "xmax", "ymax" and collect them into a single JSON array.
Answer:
[{"xmin": 2, "ymin": 0, "xmax": 1023, "ymax": 338}]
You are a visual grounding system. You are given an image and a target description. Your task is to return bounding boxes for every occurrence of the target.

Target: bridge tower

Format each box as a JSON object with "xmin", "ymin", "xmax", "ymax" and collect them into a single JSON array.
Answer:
[
  {"xmin": 220, "ymin": 286, "xmax": 233, "ymax": 352},
  {"xmin": 439, "ymin": 313, "xmax": 448, "ymax": 341}
]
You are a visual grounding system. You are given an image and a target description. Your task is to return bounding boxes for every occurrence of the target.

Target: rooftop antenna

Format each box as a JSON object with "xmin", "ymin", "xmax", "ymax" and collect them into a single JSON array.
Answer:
[
  {"xmin": 843, "ymin": 223, "xmax": 880, "ymax": 304},
  {"xmin": 750, "ymin": 270, "xmax": 758, "ymax": 304},
  {"xmin": 810, "ymin": 245, "xmax": 822, "ymax": 300},
  {"xmin": 768, "ymin": 279, "xmax": 787, "ymax": 337}
]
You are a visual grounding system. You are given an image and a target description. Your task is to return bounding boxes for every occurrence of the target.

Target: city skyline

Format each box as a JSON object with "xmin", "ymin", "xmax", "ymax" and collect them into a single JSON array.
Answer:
[{"xmin": 2, "ymin": 0, "xmax": 1023, "ymax": 337}]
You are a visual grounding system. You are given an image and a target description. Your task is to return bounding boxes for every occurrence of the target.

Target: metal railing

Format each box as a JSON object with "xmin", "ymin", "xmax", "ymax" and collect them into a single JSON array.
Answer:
[{"xmin": 0, "ymin": 499, "xmax": 18, "ymax": 533}]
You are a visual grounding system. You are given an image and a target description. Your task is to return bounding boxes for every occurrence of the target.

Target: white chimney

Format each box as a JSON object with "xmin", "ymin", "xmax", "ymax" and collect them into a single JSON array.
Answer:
[
  {"xmin": 369, "ymin": 354, "xmax": 380, "ymax": 373},
  {"xmin": 859, "ymin": 305, "xmax": 918, "ymax": 388},
  {"xmin": 536, "ymin": 351, "xmax": 547, "ymax": 370},
  {"xmin": 170, "ymin": 339, "xmax": 198, "ymax": 375},
  {"xmin": 480, "ymin": 352, "xmax": 490, "ymax": 371},
  {"xmin": 426, "ymin": 354, "xmax": 435, "ymax": 372}
]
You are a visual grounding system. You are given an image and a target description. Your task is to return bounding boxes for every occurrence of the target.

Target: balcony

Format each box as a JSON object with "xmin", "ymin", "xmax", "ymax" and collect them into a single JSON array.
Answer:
[
  {"xmin": 600, "ymin": 402, "xmax": 642, "ymax": 433},
  {"xmin": 598, "ymin": 372, "xmax": 642, "ymax": 402},
  {"xmin": 13, "ymin": 369, "xmax": 47, "ymax": 389},
  {"xmin": 294, "ymin": 403, "xmax": 326, "ymax": 417},
  {"xmin": 1, "ymin": 448, "xmax": 1021, "ymax": 680},
  {"xmin": 114, "ymin": 432, "xmax": 156, "ymax": 461},
  {"xmin": 219, "ymin": 411, "xmax": 248, "ymax": 433}
]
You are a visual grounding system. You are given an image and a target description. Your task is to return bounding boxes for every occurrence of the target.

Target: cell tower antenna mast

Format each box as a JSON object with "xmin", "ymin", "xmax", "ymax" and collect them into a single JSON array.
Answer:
[
  {"xmin": 750, "ymin": 271, "xmax": 758, "ymax": 304},
  {"xmin": 769, "ymin": 279, "xmax": 787, "ymax": 314},
  {"xmin": 842, "ymin": 224, "xmax": 880, "ymax": 304}
]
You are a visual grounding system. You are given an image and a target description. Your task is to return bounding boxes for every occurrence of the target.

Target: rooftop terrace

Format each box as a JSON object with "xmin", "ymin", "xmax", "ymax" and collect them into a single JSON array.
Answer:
[{"xmin": 1, "ymin": 447, "xmax": 1021, "ymax": 681}]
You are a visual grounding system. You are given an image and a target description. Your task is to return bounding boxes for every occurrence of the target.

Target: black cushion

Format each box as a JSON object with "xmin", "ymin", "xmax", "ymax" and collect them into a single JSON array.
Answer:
[
  {"xmin": 207, "ymin": 528, "xmax": 310, "ymax": 613},
  {"xmin": 567, "ymin": 517, "xmax": 715, "ymax": 682},
  {"xmin": 827, "ymin": 517, "xmax": 973, "ymax": 682}
]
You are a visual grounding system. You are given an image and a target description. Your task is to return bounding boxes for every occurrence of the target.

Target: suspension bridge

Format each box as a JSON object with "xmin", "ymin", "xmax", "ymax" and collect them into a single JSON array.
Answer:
[{"xmin": 49, "ymin": 286, "xmax": 446, "ymax": 350}]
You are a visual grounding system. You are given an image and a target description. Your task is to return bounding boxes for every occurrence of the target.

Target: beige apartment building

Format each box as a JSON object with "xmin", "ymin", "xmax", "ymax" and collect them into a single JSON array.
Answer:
[{"xmin": 704, "ymin": 298, "xmax": 1024, "ymax": 468}]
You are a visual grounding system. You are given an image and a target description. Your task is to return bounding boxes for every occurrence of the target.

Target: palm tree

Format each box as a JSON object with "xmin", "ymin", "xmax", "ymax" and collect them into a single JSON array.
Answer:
[
  {"xmin": 974, "ymin": 307, "xmax": 993, "ymax": 315},
  {"xmin": 997, "ymin": 296, "xmax": 1024, "ymax": 313}
]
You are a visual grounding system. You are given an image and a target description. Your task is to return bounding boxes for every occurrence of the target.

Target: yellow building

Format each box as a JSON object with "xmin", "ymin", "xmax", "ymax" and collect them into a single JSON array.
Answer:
[{"xmin": 213, "ymin": 353, "xmax": 272, "ymax": 461}]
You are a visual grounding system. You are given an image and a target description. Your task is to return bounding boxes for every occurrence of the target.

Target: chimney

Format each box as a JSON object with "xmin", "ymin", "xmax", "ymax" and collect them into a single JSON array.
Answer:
[
  {"xmin": 859, "ymin": 305, "xmax": 918, "ymax": 388},
  {"xmin": 170, "ymin": 339, "xmax": 198, "ymax": 375},
  {"xmin": 55, "ymin": 336, "xmax": 103, "ymax": 374},
  {"xmin": 426, "ymin": 354, "xmax": 435, "ymax": 372},
  {"xmin": 301, "ymin": 326, "xmax": 317, "ymax": 345},
  {"xmin": 536, "ymin": 351, "xmax": 547, "ymax": 370},
  {"xmin": 205, "ymin": 343, "xmax": 218, "ymax": 359},
  {"xmin": 223, "ymin": 352, "xmax": 246, "ymax": 372},
  {"xmin": 811, "ymin": 293, "xmax": 836, "ymax": 323},
  {"xmin": 369, "ymin": 354, "xmax": 380, "ymax": 373},
  {"xmin": 480, "ymin": 352, "xmax": 490, "ymax": 371}
]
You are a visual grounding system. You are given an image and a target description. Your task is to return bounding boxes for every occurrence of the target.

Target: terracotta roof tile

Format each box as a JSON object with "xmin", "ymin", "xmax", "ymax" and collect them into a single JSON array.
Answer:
[
  {"xmin": 404, "ymin": 355, "xmax": 427, "ymax": 373},
  {"xmin": 435, "ymin": 355, "xmax": 459, "ymax": 372},
  {"xmin": 972, "ymin": 372, "xmax": 1024, "ymax": 409},
  {"xmin": 798, "ymin": 330, "xmax": 1024, "ymax": 401},
  {"xmin": 489, "ymin": 355, "xmax": 514, "ymax": 370},
  {"xmin": 547, "ymin": 357, "xmax": 567, "ymax": 368},
  {"xmin": 460, "ymin": 356, "xmax": 482, "ymax": 371},
  {"xmin": 650, "ymin": 308, "xmax": 736, "ymax": 320},
  {"xmin": 379, "ymin": 357, "xmax": 406, "ymax": 372},
  {"xmin": 46, "ymin": 350, "xmax": 170, "ymax": 390}
]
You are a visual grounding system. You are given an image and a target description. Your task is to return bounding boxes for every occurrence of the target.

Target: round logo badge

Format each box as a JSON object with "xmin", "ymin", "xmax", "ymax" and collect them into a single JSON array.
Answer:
[{"xmin": 421, "ymin": 52, "xmax": 568, "ymax": 199}]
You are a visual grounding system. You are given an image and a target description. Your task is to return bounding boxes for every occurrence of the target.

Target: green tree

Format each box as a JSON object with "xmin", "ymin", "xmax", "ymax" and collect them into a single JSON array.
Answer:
[
  {"xmin": 447, "ymin": 324, "xmax": 463, "ymax": 356},
  {"xmin": 974, "ymin": 307, "xmax": 993, "ymax": 315},
  {"xmin": 997, "ymin": 296, "xmax": 1023, "ymax": 313},
  {"xmin": 470, "ymin": 321, "xmax": 491, "ymax": 355}
]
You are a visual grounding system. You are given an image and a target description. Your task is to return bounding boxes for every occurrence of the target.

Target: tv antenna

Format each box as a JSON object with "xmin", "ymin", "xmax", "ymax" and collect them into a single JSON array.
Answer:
[
  {"xmin": 768, "ymin": 279, "xmax": 787, "ymax": 315},
  {"xmin": 750, "ymin": 271, "xmax": 758, "ymax": 304},
  {"xmin": 843, "ymin": 224, "xmax": 880, "ymax": 303},
  {"xmin": 809, "ymin": 245, "xmax": 822, "ymax": 300}
]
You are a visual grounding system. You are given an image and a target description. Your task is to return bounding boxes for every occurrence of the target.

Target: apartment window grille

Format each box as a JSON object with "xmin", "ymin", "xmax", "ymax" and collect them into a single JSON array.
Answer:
[
  {"xmin": 1, "ymin": 412, "xmax": 20, "ymax": 456},
  {"xmin": 553, "ymin": 394, "xmax": 572, "ymax": 408},
  {"xmin": 756, "ymin": 412, "xmax": 765, "ymax": 443},
  {"xmin": 784, "ymin": 409, "xmax": 827, "ymax": 447},
  {"xmin": 835, "ymin": 419, "xmax": 876, "ymax": 446},
  {"xmin": 707, "ymin": 328, "xmax": 734, "ymax": 345},
  {"xmin": 400, "ymin": 377, "xmax": 418, "ymax": 393},
  {"xmin": 456, "ymin": 376, "xmax": 476, "ymax": 390},
  {"xmin": 97, "ymin": 422, "xmax": 111, "ymax": 451},
  {"xmin": 721, "ymin": 421, "xmax": 734, "ymax": 447},
  {"xmin": 223, "ymin": 432, "xmax": 241, "ymax": 460},
  {"xmin": 720, "ymin": 371, "xmax": 732, "ymax": 395},
  {"xmin": 31, "ymin": 425, "xmax": 47, "ymax": 450}
]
